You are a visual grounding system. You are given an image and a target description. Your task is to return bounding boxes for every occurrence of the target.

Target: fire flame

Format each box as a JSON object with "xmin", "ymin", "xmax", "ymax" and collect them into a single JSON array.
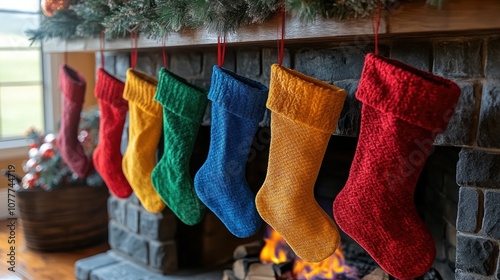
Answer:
[{"xmin": 260, "ymin": 229, "xmax": 359, "ymax": 279}]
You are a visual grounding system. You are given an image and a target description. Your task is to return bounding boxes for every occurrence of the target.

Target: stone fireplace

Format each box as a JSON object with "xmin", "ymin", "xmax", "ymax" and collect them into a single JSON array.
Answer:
[{"xmin": 75, "ymin": 33, "xmax": 500, "ymax": 279}]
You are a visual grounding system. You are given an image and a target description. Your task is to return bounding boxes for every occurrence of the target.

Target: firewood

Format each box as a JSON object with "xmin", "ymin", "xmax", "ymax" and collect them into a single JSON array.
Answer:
[
  {"xmin": 244, "ymin": 276, "xmax": 276, "ymax": 280},
  {"xmin": 362, "ymin": 268, "xmax": 390, "ymax": 280},
  {"xmin": 222, "ymin": 269, "xmax": 239, "ymax": 280},
  {"xmin": 244, "ymin": 263, "xmax": 275, "ymax": 280},
  {"xmin": 233, "ymin": 258, "xmax": 261, "ymax": 280},
  {"xmin": 233, "ymin": 240, "xmax": 264, "ymax": 260},
  {"xmin": 272, "ymin": 261, "xmax": 294, "ymax": 277}
]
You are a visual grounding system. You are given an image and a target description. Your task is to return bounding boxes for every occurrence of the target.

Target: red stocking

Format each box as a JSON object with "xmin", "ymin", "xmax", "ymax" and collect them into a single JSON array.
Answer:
[
  {"xmin": 56, "ymin": 65, "xmax": 93, "ymax": 178},
  {"xmin": 333, "ymin": 54, "xmax": 461, "ymax": 279}
]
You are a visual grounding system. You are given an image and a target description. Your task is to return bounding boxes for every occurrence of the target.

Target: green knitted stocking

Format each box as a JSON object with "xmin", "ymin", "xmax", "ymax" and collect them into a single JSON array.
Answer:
[{"xmin": 151, "ymin": 68, "xmax": 208, "ymax": 225}]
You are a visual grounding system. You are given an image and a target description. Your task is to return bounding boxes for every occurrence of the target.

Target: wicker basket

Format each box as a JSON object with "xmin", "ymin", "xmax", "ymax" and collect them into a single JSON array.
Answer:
[{"xmin": 16, "ymin": 184, "xmax": 109, "ymax": 251}]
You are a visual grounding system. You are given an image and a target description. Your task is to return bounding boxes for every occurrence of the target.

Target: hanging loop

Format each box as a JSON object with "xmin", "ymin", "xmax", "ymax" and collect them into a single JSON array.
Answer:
[
  {"xmin": 161, "ymin": 34, "xmax": 168, "ymax": 68},
  {"xmin": 372, "ymin": 2, "xmax": 382, "ymax": 56},
  {"xmin": 100, "ymin": 31, "xmax": 105, "ymax": 69},
  {"xmin": 64, "ymin": 40, "xmax": 68, "ymax": 65},
  {"xmin": 277, "ymin": 0, "xmax": 285, "ymax": 66},
  {"xmin": 217, "ymin": 35, "xmax": 226, "ymax": 68},
  {"xmin": 130, "ymin": 29, "xmax": 139, "ymax": 69}
]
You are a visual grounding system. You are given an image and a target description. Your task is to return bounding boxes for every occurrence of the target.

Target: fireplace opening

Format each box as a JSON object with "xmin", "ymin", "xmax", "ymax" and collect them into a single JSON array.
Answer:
[{"xmin": 173, "ymin": 127, "xmax": 460, "ymax": 279}]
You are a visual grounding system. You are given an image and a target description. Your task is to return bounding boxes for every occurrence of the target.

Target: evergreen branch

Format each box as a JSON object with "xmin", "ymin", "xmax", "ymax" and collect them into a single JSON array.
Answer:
[
  {"xmin": 27, "ymin": 0, "xmax": 448, "ymax": 42},
  {"xmin": 73, "ymin": 0, "xmax": 112, "ymax": 38},
  {"xmin": 26, "ymin": 10, "xmax": 81, "ymax": 43}
]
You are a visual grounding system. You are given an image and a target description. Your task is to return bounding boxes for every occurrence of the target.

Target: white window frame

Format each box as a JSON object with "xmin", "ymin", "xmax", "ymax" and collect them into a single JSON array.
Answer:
[
  {"xmin": 0, "ymin": 9, "xmax": 61, "ymax": 161},
  {"xmin": 0, "ymin": 53, "xmax": 61, "ymax": 160}
]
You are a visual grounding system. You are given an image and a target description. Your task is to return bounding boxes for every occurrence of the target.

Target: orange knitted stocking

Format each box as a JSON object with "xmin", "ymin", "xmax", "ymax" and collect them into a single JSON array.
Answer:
[{"xmin": 256, "ymin": 65, "xmax": 347, "ymax": 262}]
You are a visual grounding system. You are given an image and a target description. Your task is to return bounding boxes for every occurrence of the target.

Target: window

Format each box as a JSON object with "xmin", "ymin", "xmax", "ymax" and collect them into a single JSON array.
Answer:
[{"xmin": 0, "ymin": 1, "xmax": 44, "ymax": 143}]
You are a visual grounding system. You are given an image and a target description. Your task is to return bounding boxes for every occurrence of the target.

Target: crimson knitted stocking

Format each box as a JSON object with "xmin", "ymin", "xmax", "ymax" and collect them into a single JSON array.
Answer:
[
  {"xmin": 93, "ymin": 68, "xmax": 132, "ymax": 198},
  {"xmin": 333, "ymin": 54, "xmax": 461, "ymax": 279},
  {"xmin": 56, "ymin": 65, "xmax": 93, "ymax": 178}
]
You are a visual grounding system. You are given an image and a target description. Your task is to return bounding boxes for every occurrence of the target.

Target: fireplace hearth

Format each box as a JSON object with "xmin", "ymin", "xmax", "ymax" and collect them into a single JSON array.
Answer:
[{"xmin": 76, "ymin": 34, "xmax": 500, "ymax": 280}]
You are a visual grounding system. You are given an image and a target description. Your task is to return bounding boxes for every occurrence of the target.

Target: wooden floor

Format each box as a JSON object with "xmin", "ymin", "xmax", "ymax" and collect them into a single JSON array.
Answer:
[{"xmin": 0, "ymin": 219, "xmax": 109, "ymax": 280}]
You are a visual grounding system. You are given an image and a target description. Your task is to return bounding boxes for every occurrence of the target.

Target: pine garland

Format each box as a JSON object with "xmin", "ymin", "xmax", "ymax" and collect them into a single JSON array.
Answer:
[{"xmin": 28, "ymin": 0, "xmax": 445, "ymax": 42}]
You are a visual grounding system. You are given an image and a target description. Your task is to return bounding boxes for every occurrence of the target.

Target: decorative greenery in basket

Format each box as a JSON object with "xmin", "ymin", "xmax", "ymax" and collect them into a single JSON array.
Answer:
[{"xmin": 18, "ymin": 106, "xmax": 103, "ymax": 191}]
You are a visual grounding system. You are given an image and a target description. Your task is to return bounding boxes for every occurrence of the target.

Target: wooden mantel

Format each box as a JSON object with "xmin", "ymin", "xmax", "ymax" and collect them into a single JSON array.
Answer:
[{"xmin": 42, "ymin": 0, "xmax": 500, "ymax": 53}]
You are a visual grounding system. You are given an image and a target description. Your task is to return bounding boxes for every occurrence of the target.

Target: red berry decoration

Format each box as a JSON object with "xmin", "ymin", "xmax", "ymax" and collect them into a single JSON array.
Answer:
[{"xmin": 41, "ymin": 0, "xmax": 71, "ymax": 17}]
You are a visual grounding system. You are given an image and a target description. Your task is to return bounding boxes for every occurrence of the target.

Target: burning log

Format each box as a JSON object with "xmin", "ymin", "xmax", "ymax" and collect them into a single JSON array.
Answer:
[
  {"xmin": 233, "ymin": 240, "xmax": 265, "ymax": 260},
  {"xmin": 245, "ymin": 263, "xmax": 275, "ymax": 280},
  {"xmin": 233, "ymin": 258, "xmax": 261, "ymax": 279},
  {"xmin": 361, "ymin": 268, "xmax": 390, "ymax": 280},
  {"xmin": 272, "ymin": 261, "xmax": 294, "ymax": 279}
]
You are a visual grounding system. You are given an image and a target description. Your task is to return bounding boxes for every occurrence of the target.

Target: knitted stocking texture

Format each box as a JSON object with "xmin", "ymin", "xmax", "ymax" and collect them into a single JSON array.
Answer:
[
  {"xmin": 333, "ymin": 54, "xmax": 461, "ymax": 279},
  {"xmin": 93, "ymin": 68, "xmax": 132, "ymax": 198},
  {"xmin": 194, "ymin": 66, "xmax": 268, "ymax": 238},
  {"xmin": 152, "ymin": 68, "xmax": 208, "ymax": 225},
  {"xmin": 56, "ymin": 64, "xmax": 93, "ymax": 178},
  {"xmin": 256, "ymin": 64, "xmax": 347, "ymax": 262},
  {"xmin": 122, "ymin": 69, "xmax": 165, "ymax": 213}
]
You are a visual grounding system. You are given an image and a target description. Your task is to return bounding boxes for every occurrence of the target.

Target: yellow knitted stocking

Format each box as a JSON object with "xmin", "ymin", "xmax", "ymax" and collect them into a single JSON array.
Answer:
[
  {"xmin": 122, "ymin": 69, "xmax": 165, "ymax": 213},
  {"xmin": 256, "ymin": 64, "xmax": 347, "ymax": 262}
]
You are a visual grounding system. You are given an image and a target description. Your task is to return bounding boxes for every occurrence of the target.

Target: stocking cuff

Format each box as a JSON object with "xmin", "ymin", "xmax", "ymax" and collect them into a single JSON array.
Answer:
[
  {"xmin": 357, "ymin": 54, "xmax": 461, "ymax": 131},
  {"xmin": 95, "ymin": 68, "xmax": 127, "ymax": 109},
  {"xmin": 123, "ymin": 68, "xmax": 161, "ymax": 117},
  {"xmin": 267, "ymin": 64, "xmax": 347, "ymax": 133},
  {"xmin": 155, "ymin": 68, "xmax": 208, "ymax": 122},
  {"xmin": 208, "ymin": 66, "xmax": 268, "ymax": 122},
  {"xmin": 59, "ymin": 64, "xmax": 86, "ymax": 104}
]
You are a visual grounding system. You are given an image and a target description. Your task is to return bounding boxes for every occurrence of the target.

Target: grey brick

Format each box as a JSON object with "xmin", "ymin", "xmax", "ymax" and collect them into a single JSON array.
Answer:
[
  {"xmin": 108, "ymin": 196, "xmax": 126, "ymax": 225},
  {"xmin": 435, "ymin": 82, "xmax": 478, "ymax": 146},
  {"xmin": 434, "ymin": 40, "xmax": 482, "ymax": 78},
  {"xmin": 91, "ymin": 262, "xmax": 153, "ymax": 280},
  {"xmin": 333, "ymin": 80, "xmax": 360, "ymax": 136},
  {"xmin": 128, "ymin": 192, "xmax": 141, "ymax": 206},
  {"xmin": 139, "ymin": 210, "xmax": 177, "ymax": 241},
  {"xmin": 486, "ymin": 36, "xmax": 500, "ymax": 78},
  {"xmin": 126, "ymin": 203, "xmax": 140, "ymax": 233},
  {"xmin": 295, "ymin": 47, "xmax": 365, "ymax": 81},
  {"xmin": 109, "ymin": 220, "xmax": 127, "ymax": 251},
  {"xmin": 135, "ymin": 53, "xmax": 155, "ymax": 76},
  {"xmin": 109, "ymin": 221, "xmax": 149, "ymax": 265},
  {"xmin": 390, "ymin": 42, "xmax": 432, "ymax": 72},
  {"xmin": 156, "ymin": 52, "xmax": 168, "ymax": 75},
  {"xmin": 262, "ymin": 48, "xmax": 291, "ymax": 81},
  {"xmin": 236, "ymin": 49, "xmax": 261, "ymax": 79},
  {"xmin": 483, "ymin": 189, "xmax": 500, "ymax": 239},
  {"xmin": 456, "ymin": 234, "xmax": 497, "ymax": 275},
  {"xmin": 75, "ymin": 253, "xmax": 120, "ymax": 280},
  {"xmin": 170, "ymin": 52, "xmax": 203, "ymax": 77},
  {"xmin": 457, "ymin": 187, "xmax": 481, "ymax": 233},
  {"xmin": 457, "ymin": 149, "xmax": 500, "ymax": 188},
  {"xmin": 115, "ymin": 53, "xmax": 130, "ymax": 81},
  {"xmin": 149, "ymin": 240, "xmax": 178, "ymax": 272},
  {"xmin": 456, "ymin": 271, "xmax": 494, "ymax": 280},
  {"xmin": 202, "ymin": 51, "xmax": 236, "ymax": 80},
  {"xmin": 95, "ymin": 53, "xmax": 116, "ymax": 75},
  {"xmin": 478, "ymin": 82, "xmax": 500, "ymax": 148}
]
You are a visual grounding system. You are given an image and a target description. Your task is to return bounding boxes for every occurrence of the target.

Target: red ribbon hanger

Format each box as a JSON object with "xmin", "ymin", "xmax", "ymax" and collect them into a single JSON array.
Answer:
[
  {"xmin": 217, "ymin": 35, "xmax": 226, "ymax": 67},
  {"xmin": 130, "ymin": 30, "xmax": 139, "ymax": 69}
]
